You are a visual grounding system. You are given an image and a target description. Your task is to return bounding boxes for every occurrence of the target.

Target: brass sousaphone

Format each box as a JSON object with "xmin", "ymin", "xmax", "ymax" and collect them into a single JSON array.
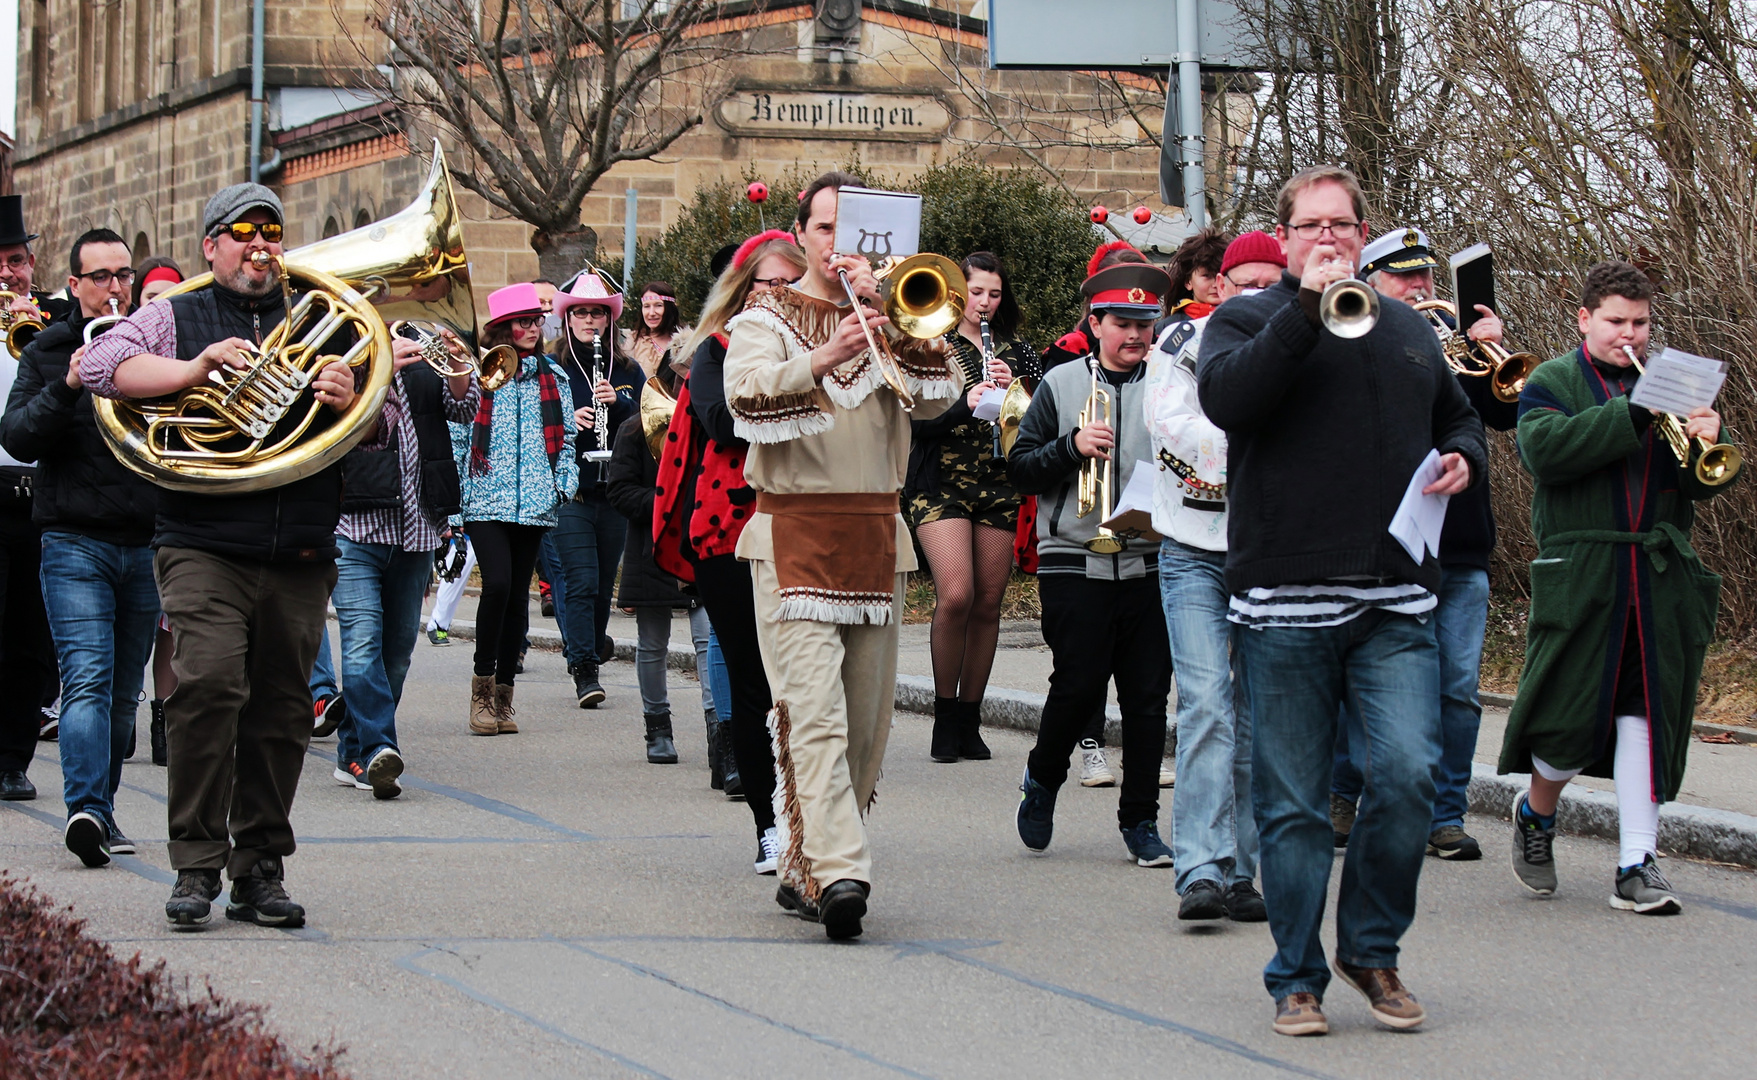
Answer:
[{"xmin": 95, "ymin": 142, "xmax": 489, "ymax": 494}]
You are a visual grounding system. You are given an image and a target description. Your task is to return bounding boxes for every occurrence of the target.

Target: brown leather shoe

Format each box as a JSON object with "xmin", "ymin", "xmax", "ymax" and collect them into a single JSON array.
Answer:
[
  {"xmin": 1273, "ymin": 992, "xmax": 1328, "ymax": 1036},
  {"xmin": 1332, "ymin": 959, "xmax": 1426, "ymax": 1030},
  {"xmin": 493, "ymin": 682, "xmax": 518, "ymax": 734},
  {"xmin": 469, "ymin": 675, "xmax": 498, "ymax": 736}
]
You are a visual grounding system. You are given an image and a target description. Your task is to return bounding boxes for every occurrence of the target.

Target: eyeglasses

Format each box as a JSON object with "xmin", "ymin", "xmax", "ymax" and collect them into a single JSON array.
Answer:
[
  {"xmin": 73, "ymin": 268, "xmax": 136, "ymax": 287},
  {"xmin": 567, "ymin": 306, "xmax": 609, "ymax": 319},
  {"xmin": 1284, "ymin": 221, "xmax": 1361, "ymax": 240},
  {"xmin": 1225, "ymin": 272, "xmax": 1280, "ymax": 289},
  {"xmin": 753, "ymin": 276, "xmax": 800, "ymax": 291},
  {"xmin": 214, "ymin": 222, "xmax": 284, "ymax": 243},
  {"xmin": 2, "ymin": 254, "xmax": 29, "ymax": 270},
  {"xmin": 508, "ymin": 316, "xmax": 544, "ymax": 330}
]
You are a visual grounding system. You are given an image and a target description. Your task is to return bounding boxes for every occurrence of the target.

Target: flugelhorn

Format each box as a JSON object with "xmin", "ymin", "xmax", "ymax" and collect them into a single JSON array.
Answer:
[
  {"xmin": 391, "ymin": 319, "xmax": 517, "ymax": 392},
  {"xmin": 1, "ymin": 290, "xmax": 46, "ymax": 358},
  {"xmin": 1076, "ymin": 357, "xmax": 1124, "ymax": 554},
  {"xmin": 1620, "ymin": 345, "xmax": 1741, "ymax": 486},
  {"xmin": 1413, "ymin": 299, "xmax": 1539, "ymax": 402}
]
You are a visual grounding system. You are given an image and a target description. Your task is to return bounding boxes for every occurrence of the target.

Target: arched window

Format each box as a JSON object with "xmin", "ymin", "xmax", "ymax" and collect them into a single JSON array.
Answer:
[
  {"xmin": 132, "ymin": 231, "xmax": 150, "ymax": 259},
  {"xmin": 322, "ymin": 216, "xmax": 341, "ymax": 239},
  {"xmin": 354, "ymin": 208, "xmax": 373, "ymax": 229}
]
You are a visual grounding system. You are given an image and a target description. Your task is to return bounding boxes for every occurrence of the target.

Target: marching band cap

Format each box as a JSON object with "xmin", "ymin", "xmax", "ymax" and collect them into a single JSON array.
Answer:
[
  {"xmin": 203, "ymin": 183, "xmax": 285, "ymax": 235},
  {"xmin": 1082, "ymin": 262, "xmax": 1173, "ymax": 320},
  {"xmin": 1360, "ymin": 226, "xmax": 1439, "ymax": 277},
  {"xmin": 0, "ymin": 196, "xmax": 39, "ymax": 247}
]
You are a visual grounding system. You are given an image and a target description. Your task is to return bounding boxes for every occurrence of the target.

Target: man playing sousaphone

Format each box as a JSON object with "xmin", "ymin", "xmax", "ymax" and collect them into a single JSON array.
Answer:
[
  {"xmin": 723, "ymin": 171, "xmax": 960, "ymax": 940},
  {"xmin": 83, "ymin": 183, "xmax": 420, "ymax": 930}
]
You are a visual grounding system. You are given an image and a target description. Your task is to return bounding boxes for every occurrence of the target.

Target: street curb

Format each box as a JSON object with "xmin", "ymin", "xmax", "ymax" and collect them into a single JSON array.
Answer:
[
  {"xmin": 1480, "ymin": 689, "xmax": 1754, "ymax": 746},
  {"xmin": 438, "ymin": 618, "xmax": 1757, "ymax": 867}
]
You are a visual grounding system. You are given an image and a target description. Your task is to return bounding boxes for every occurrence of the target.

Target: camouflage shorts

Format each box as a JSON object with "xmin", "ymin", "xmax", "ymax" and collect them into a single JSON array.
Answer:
[{"xmin": 907, "ymin": 472, "xmax": 1020, "ymax": 532}]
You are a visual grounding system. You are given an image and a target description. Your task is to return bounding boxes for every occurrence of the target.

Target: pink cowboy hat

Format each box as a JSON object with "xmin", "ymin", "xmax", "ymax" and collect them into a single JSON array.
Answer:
[
  {"xmin": 552, "ymin": 270, "xmax": 624, "ymax": 323},
  {"xmin": 485, "ymin": 282, "xmax": 545, "ymax": 329}
]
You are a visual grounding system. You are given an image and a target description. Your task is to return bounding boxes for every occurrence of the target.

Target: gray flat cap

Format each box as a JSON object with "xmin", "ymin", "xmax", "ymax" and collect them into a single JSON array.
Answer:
[{"xmin": 203, "ymin": 183, "xmax": 285, "ymax": 235}]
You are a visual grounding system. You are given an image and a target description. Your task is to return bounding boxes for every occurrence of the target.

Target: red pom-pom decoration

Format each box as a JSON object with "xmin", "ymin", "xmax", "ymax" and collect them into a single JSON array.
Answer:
[
  {"xmin": 747, "ymin": 182, "xmax": 769, "ymax": 203},
  {"xmin": 1133, "ymin": 206, "xmax": 1152, "ymax": 225},
  {"xmin": 1089, "ymin": 205, "xmax": 1109, "ymax": 224}
]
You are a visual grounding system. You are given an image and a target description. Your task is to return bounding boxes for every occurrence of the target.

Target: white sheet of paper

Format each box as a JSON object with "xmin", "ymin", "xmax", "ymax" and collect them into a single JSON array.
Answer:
[
  {"xmin": 1100, "ymin": 461, "xmax": 1165, "ymax": 542},
  {"xmin": 972, "ymin": 387, "xmax": 1006, "ymax": 421},
  {"xmin": 833, "ymin": 187, "xmax": 922, "ymax": 260},
  {"xmin": 1628, "ymin": 347, "xmax": 1727, "ymax": 418},
  {"xmin": 1388, "ymin": 449, "xmax": 1449, "ymax": 564}
]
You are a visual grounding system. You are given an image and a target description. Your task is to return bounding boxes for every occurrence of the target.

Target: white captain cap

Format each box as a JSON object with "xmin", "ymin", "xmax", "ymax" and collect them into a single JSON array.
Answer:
[{"xmin": 1360, "ymin": 226, "xmax": 1440, "ymax": 277}]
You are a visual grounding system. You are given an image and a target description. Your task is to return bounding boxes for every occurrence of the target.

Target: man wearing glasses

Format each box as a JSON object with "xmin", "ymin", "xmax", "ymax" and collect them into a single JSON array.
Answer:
[
  {"xmin": 2, "ymin": 229, "xmax": 160, "ymax": 866},
  {"xmin": 1198, "ymin": 166, "xmax": 1486, "ymax": 1037},
  {"xmin": 84, "ymin": 183, "xmax": 415, "ymax": 930},
  {"xmin": 0, "ymin": 194, "xmax": 72, "ymax": 325}
]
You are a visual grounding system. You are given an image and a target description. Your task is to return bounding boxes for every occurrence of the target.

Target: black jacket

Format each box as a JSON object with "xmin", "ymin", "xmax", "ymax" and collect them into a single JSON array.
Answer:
[
  {"xmin": 685, "ymin": 337, "xmax": 741, "ymax": 449},
  {"xmin": 556, "ymin": 339, "xmax": 642, "ymax": 490},
  {"xmin": 906, "ymin": 332, "xmax": 1034, "ymax": 497},
  {"xmin": 1197, "ymin": 272, "xmax": 1488, "ymax": 594},
  {"xmin": 400, "ymin": 364, "xmax": 464, "ymax": 518},
  {"xmin": 1, "ymin": 308, "xmax": 158, "ymax": 545},
  {"xmin": 154, "ymin": 286, "xmax": 346, "ymax": 562},
  {"xmin": 604, "ymin": 415, "xmax": 693, "ymax": 608},
  {"xmin": 1436, "ymin": 313, "xmax": 1520, "ymax": 571}
]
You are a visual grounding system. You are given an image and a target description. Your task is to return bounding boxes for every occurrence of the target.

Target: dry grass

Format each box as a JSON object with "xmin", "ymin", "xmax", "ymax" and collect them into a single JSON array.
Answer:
[{"xmin": 903, "ymin": 571, "xmax": 1042, "ymax": 625}]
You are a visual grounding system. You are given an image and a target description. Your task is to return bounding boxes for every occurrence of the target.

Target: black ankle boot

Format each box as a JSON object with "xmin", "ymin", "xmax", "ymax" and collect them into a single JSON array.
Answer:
[
  {"xmin": 149, "ymin": 700, "xmax": 168, "ymax": 767},
  {"xmin": 719, "ymin": 717, "xmax": 743, "ymax": 798},
  {"xmin": 930, "ymin": 696, "xmax": 960, "ymax": 763},
  {"xmin": 706, "ymin": 714, "xmax": 725, "ymax": 789},
  {"xmin": 645, "ymin": 712, "xmax": 678, "ymax": 764},
  {"xmin": 957, "ymin": 699, "xmax": 992, "ymax": 760}
]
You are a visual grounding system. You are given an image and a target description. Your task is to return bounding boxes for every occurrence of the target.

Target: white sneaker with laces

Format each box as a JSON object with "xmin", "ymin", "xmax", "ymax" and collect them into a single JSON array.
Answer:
[
  {"xmin": 1079, "ymin": 739, "xmax": 1116, "ymax": 787},
  {"xmin": 755, "ymin": 827, "xmax": 780, "ymax": 875}
]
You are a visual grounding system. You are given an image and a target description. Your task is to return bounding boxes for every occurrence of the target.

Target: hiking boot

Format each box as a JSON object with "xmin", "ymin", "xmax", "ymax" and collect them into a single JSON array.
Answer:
[
  {"xmin": 819, "ymin": 879, "xmax": 868, "ymax": 941},
  {"xmin": 754, "ymin": 827, "xmax": 780, "ymax": 876},
  {"xmin": 645, "ymin": 711, "xmax": 678, "ymax": 764},
  {"xmin": 493, "ymin": 682, "xmax": 518, "ymax": 734},
  {"xmin": 65, "ymin": 811, "xmax": 111, "ymax": 868},
  {"xmin": 1078, "ymin": 739, "xmax": 1115, "ymax": 787},
  {"xmin": 165, "ymin": 868, "xmax": 222, "ymax": 929},
  {"xmin": 1427, "ymin": 824, "xmax": 1482, "ymax": 860},
  {"xmin": 227, "ymin": 858, "xmax": 306, "ymax": 927},
  {"xmin": 956, "ymin": 699, "xmax": 991, "ymax": 760},
  {"xmin": 1016, "ymin": 768, "xmax": 1057, "ymax": 852},
  {"xmin": 930, "ymin": 696, "xmax": 960, "ymax": 763},
  {"xmin": 1225, "ymin": 881, "xmax": 1268, "ymax": 922},
  {"xmin": 1511, "ymin": 790, "xmax": 1557, "ymax": 896},
  {"xmin": 1331, "ymin": 793, "xmax": 1356, "ymax": 849},
  {"xmin": 574, "ymin": 662, "xmax": 605, "ymax": 709},
  {"xmin": 427, "ymin": 627, "xmax": 451, "ymax": 647},
  {"xmin": 1332, "ymin": 959, "xmax": 1426, "ymax": 1030},
  {"xmin": 1178, "ymin": 879, "xmax": 1227, "ymax": 920},
  {"xmin": 1121, "ymin": 821, "xmax": 1174, "ymax": 868},
  {"xmin": 366, "ymin": 747, "xmax": 404, "ymax": 800},
  {"xmin": 1273, "ymin": 993, "xmax": 1328, "ymax": 1037},
  {"xmin": 312, "ymin": 692, "xmax": 346, "ymax": 738},
  {"xmin": 149, "ymin": 699, "xmax": 168, "ymax": 766},
  {"xmin": 1611, "ymin": 854, "xmax": 1682, "ymax": 915},
  {"xmin": 469, "ymin": 675, "xmax": 498, "ymax": 735}
]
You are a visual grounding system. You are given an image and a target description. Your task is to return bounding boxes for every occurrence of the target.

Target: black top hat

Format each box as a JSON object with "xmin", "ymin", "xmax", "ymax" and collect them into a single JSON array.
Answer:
[{"xmin": 0, "ymin": 196, "xmax": 40, "ymax": 248}]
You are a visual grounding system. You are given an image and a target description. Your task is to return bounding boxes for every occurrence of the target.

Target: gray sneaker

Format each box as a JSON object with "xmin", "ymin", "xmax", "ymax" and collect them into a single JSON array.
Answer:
[
  {"xmin": 1511, "ymin": 790, "xmax": 1557, "ymax": 896},
  {"xmin": 1610, "ymin": 854, "xmax": 1681, "ymax": 915}
]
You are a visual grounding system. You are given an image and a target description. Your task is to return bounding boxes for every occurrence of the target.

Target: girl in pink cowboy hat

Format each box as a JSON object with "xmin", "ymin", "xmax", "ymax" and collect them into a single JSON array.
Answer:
[{"xmin": 458, "ymin": 282, "xmax": 580, "ymax": 738}]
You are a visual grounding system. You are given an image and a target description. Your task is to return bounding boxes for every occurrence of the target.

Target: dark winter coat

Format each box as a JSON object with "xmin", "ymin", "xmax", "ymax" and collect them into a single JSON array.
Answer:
[{"xmin": 605, "ymin": 415, "xmax": 694, "ymax": 608}]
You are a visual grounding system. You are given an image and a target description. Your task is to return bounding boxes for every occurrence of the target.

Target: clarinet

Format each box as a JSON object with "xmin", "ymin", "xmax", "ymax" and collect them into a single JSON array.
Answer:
[{"xmin": 586, "ymin": 332, "xmax": 613, "ymax": 463}]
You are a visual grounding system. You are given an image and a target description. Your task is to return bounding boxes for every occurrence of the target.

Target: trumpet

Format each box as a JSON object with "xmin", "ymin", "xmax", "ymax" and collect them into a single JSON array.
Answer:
[
  {"xmin": 83, "ymin": 297, "xmax": 126, "ymax": 345},
  {"xmin": 584, "ymin": 333, "xmax": 612, "ymax": 463},
  {"xmin": 1076, "ymin": 357, "xmax": 1125, "ymax": 554},
  {"xmin": 1413, "ymin": 299, "xmax": 1539, "ymax": 403},
  {"xmin": 1620, "ymin": 345, "xmax": 1741, "ymax": 486},
  {"xmin": 1319, "ymin": 273, "xmax": 1380, "ymax": 339},
  {"xmin": 390, "ymin": 319, "xmax": 518, "ymax": 392},
  {"xmin": 837, "ymin": 253, "xmax": 967, "ymax": 413},
  {"xmin": 1, "ymin": 290, "xmax": 47, "ymax": 358}
]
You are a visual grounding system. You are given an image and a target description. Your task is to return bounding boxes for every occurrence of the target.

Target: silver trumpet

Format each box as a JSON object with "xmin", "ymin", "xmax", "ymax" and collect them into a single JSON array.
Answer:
[
  {"xmin": 83, "ymin": 298, "xmax": 126, "ymax": 345},
  {"xmin": 1319, "ymin": 260, "xmax": 1380, "ymax": 338}
]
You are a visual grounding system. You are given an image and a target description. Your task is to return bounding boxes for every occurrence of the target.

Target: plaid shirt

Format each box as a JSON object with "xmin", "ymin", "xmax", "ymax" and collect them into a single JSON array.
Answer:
[{"xmin": 339, "ymin": 368, "xmax": 480, "ymax": 552}]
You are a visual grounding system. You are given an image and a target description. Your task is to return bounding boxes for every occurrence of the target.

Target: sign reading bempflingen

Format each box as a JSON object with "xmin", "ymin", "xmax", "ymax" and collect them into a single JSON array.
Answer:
[{"xmin": 714, "ymin": 89, "xmax": 952, "ymax": 141}]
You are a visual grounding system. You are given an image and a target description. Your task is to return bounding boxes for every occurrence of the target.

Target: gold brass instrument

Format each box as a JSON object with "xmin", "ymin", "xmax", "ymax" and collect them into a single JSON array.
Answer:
[
  {"xmin": 639, "ymin": 377, "xmax": 676, "ymax": 459},
  {"xmin": 836, "ymin": 252, "xmax": 968, "ymax": 413},
  {"xmin": 391, "ymin": 319, "xmax": 517, "ymax": 392},
  {"xmin": 1076, "ymin": 357, "xmax": 1125, "ymax": 554},
  {"xmin": 2, "ymin": 290, "xmax": 47, "ymax": 358},
  {"xmin": 93, "ymin": 142, "xmax": 481, "ymax": 494},
  {"xmin": 1319, "ymin": 274, "xmax": 1380, "ymax": 339},
  {"xmin": 83, "ymin": 298, "xmax": 127, "ymax": 345},
  {"xmin": 996, "ymin": 378, "xmax": 1032, "ymax": 457},
  {"xmin": 1620, "ymin": 345, "xmax": 1741, "ymax": 486},
  {"xmin": 1414, "ymin": 299, "xmax": 1539, "ymax": 403}
]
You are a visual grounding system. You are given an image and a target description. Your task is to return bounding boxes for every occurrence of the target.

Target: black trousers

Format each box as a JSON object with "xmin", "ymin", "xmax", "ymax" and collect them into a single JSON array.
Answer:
[
  {"xmin": 1027, "ymin": 573, "xmax": 1171, "ymax": 828},
  {"xmin": 466, "ymin": 521, "xmax": 547, "ymax": 684},
  {"xmin": 0, "ymin": 496, "xmax": 54, "ymax": 774},
  {"xmin": 694, "ymin": 553, "xmax": 777, "ymax": 834}
]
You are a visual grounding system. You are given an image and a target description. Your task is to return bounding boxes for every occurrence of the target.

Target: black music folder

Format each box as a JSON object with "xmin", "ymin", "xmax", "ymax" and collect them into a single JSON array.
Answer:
[{"xmin": 1450, "ymin": 243, "xmax": 1494, "ymax": 336}]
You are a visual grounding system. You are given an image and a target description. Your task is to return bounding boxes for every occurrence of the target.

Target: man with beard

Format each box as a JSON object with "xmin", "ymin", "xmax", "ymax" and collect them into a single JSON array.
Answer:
[{"xmin": 84, "ymin": 183, "xmax": 411, "ymax": 929}]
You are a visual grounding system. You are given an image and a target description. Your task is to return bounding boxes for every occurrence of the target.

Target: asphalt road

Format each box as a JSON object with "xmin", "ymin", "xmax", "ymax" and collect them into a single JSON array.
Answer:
[{"xmin": 3, "ymin": 634, "xmax": 1755, "ymax": 1080}]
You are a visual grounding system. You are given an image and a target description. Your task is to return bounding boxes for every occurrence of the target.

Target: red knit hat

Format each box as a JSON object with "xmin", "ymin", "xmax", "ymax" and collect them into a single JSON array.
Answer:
[{"xmin": 1220, "ymin": 231, "xmax": 1286, "ymax": 276}]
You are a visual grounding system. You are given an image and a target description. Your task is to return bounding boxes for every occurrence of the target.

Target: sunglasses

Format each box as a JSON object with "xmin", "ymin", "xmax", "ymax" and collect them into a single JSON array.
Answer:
[{"xmin": 215, "ymin": 222, "xmax": 284, "ymax": 243}]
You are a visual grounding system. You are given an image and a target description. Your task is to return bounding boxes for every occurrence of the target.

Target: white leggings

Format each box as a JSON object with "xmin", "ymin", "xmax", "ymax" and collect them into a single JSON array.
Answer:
[
  {"xmin": 427, "ymin": 539, "xmax": 478, "ymax": 632},
  {"xmin": 1532, "ymin": 714, "xmax": 1659, "ymax": 868}
]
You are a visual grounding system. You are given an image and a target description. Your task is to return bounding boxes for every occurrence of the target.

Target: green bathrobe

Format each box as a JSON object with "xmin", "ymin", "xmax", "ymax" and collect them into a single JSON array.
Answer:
[{"xmin": 1499, "ymin": 346, "xmax": 1730, "ymax": 802}]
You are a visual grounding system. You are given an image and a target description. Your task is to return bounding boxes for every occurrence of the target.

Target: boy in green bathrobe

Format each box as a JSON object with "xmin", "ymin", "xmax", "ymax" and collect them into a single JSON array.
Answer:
[{"xmin": 1501, "ymin": 261, "xmax": 1731, "ymax": 915}]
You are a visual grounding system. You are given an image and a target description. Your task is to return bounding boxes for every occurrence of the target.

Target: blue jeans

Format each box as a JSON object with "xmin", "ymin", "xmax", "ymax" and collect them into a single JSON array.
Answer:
[
  {"xmin": 1332, "ymin": 566, "xmax": 1488, "ymax": 830},
  {"xmin": 326, "ymin": 539, "xmax": 433, "ymax": 767},
  {"xmin": 1238, "ymin": 609, "xmax": 1441, "ymax": 1001},
  {"xmin": 537, "ymin": 532, "xmax": 569, "ymax": 653},
  {"xmin": 705, "ymin": 627, "xmax": 731, "ymax": 723},
  {"xmin": 40, "ymin": 533, "xmax": 158, "ymax": 824},
  {"xmin": 1159, "ymin": 541, "xmax": 1258, "ymax": 893},
  {"xmin": 552, "ymin": 492, "xmax": 627, "ymax": 670}
]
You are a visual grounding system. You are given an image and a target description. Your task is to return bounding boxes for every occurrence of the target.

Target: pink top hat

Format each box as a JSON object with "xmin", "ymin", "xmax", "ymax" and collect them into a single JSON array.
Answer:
[
  {"xmin": 552, "ymin": 270, "xmax": 624, "ymax": 324},
  {"xmin": 485, "ymin": 282, "xmax": 545, "ymax": 329}
]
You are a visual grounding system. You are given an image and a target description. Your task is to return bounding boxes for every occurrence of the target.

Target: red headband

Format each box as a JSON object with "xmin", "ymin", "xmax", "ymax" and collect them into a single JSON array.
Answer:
[
  {"xmin": 732, "ymin": 230, "xmax": 798, "ymax": 271},
  {"xmin": 141, "ymin": 266, "xmax": 183, "ymax": 288}
]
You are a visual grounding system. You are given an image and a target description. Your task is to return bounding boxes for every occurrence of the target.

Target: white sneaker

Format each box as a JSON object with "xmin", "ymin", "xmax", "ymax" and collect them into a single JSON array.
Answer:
[
  {"xmin": 755, "ymin": 827, "xmax": 780, "ymax": 875},
  {"xmin": 1159, "ymin": 765, "xmax": 1175, "ymax": 788},
  {"xmin": 333, "ymin": 766, "xmax": 370, "ymax": 790},
  {"xmin": 1079, "ymin": 740, "xmax": 1116, "ymax": 787}
]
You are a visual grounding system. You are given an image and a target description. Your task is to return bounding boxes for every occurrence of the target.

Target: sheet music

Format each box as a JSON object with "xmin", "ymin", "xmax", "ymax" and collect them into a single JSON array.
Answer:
[
  {"xmin": 1388, "ymin": 449, "xmax": 1449, "ymax": 564},
  {"xmin": 972, "ymin": 387, "xmax": 1006, "ymax": 422},
  {"xmin": 1100, "ymin": 462, "xmax": 1165, "ymax": 542},
  {"xmin": 1628, "ymin": 347, "xmax": 1726, "ymax": 418},
  {"xmin": 832, "ymin": 187, "xmax": 922, "ymax": 260}
]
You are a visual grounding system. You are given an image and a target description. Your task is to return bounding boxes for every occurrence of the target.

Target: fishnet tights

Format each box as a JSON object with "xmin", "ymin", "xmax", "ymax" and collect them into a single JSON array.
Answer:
[{"xmin": 916, "ymin": 517, "xmax": 1016, "ymax": 700}]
